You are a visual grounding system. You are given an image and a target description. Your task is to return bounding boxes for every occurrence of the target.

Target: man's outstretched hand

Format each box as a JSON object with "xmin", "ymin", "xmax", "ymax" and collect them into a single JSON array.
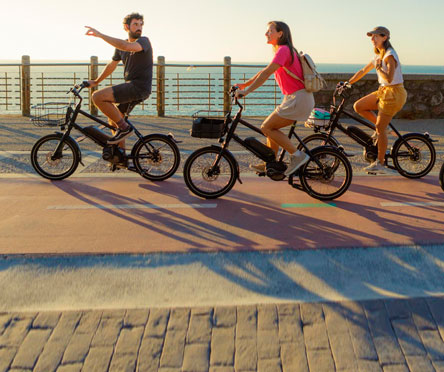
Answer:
[{"xmin": 85, "ymin": 26, "xmax": 102, "ymax": 38}]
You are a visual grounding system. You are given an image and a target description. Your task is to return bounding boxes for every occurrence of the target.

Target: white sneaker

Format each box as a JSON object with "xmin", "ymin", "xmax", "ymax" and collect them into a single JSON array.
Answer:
[
  {"xmin": 284, "ymin": 152, "xmax": 310, "ymax": 176},
  {"xmin": 364, "ymin": 161, "xmax": 397, "ymax": 175}
]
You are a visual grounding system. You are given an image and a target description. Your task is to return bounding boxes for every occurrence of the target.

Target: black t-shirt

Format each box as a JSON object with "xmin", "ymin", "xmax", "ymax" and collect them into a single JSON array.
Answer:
[{"xmin": 112, "ymin": 36, "xmax": 153, "ymax": 93}]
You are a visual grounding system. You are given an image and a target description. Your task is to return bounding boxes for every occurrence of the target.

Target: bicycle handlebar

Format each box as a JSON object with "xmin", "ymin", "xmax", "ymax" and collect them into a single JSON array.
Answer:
[{"xmin": 66, "ymin": 81, "xmax": 90, "ymax": 96}]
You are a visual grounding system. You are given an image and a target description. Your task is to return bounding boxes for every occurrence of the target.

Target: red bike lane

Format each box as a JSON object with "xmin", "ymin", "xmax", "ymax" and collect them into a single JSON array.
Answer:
[{"xmin": 0, "ymin": 175, "xmax": 443, "ymax": 255}]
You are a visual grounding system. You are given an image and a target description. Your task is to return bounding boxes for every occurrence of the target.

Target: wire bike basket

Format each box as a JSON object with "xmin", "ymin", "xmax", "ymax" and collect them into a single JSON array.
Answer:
[
  {"xmin": 190, "ymin": 110, "xmax": 227, "ymax": 139},
  {"xmin": 31, "ymin": 102, "xmax": 70, "ymax": 127}
]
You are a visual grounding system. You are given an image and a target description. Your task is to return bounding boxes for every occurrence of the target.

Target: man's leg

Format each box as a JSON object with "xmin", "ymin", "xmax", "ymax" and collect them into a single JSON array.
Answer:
[{"xmin": 92, "ymin": 87, "xmax": 128, "ymax": 130}]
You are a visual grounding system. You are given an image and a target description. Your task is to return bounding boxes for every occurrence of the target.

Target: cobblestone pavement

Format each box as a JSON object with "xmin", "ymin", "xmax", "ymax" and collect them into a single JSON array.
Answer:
[{"xmin": 1, "ymin": 297, "xmax": 444, "ymax": 372}]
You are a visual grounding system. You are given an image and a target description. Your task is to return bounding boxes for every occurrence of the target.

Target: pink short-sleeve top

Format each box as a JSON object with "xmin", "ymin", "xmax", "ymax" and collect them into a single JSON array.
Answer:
[{"xmin": 272, "ymin": 45, "xmax": 305, "ymax": 95}]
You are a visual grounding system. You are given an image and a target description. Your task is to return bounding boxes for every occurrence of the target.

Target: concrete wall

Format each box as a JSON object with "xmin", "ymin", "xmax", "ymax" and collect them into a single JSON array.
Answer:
[{"xmin": 314, "ymin": 73, "xmax": 444, "ymax": 119}]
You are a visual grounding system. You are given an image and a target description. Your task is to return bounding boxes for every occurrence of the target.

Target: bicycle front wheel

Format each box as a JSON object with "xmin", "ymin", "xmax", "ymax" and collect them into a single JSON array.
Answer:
[
  {"xmin": 299, "ymin": 146, "xmax": 353, "ymax": 200},
  {"xmin": 30, "ymin": 134, "xmax": 79, "ymax": 180},
  {"xmin": 183, "ymin": 146, "xmax": 237, "ymax": 199},
  {"xmin": 132, "ymin": 134, "xmax": 180, "ymax": 181},
  {"xmin": 391, "ymin": 134, "xmax": 436, "ymax": 178}
]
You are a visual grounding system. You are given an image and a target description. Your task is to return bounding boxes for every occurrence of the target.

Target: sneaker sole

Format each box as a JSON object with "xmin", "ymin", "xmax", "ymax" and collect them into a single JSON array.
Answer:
[
  {"xmin": 107, "ymin": 132, "xmax": 133, "ymax": 145},
  {"xmin": 284, "ymin": 156, "xmax": 310, "ymax": 176}
]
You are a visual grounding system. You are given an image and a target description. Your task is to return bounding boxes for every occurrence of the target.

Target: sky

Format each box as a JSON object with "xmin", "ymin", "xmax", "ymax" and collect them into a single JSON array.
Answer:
[{"xmin": 2, "ymin": 0, "xmax": 443, "ymax": 65}]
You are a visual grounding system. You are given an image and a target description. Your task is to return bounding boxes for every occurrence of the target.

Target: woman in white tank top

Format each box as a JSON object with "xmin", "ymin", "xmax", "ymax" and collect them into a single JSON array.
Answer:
[{"xmin": 347, "ymin": 26, "xmax": 407, "ymax": 175}]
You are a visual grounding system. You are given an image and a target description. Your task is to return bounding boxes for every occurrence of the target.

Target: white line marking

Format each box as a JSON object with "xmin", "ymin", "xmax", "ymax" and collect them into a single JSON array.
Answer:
[
  {"xmin": 47, "ymin": 203, "xmax": 218, "ymax": 210},
  {"xmin": 381, "ymin": 201, "xmax": 444, "ymax": 207}
]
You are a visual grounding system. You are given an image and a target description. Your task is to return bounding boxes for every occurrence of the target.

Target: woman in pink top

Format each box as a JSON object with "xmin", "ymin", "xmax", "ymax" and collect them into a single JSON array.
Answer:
[{"xmin": 236, "ymin": 21, "xmax": 314, "ymax": 176}]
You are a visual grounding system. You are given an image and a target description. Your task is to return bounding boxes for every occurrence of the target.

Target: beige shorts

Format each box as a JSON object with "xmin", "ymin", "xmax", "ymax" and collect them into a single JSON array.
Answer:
[
  {"xmin": 371, "ymin": 84, "xmax": 407, "ymax": 117},
  {"xmin": 275, "ymin": 89, "xmax": 315, "ymax": 121}
]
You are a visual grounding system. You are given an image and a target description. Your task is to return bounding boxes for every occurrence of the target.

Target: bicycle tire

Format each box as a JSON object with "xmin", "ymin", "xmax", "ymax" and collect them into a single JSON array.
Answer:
[
  {"xmin": 299, "ymin": 146, "xmax": 353, "ymax": 200},
  {"xmin": 391, "ymin": 134, "xmax": 436, "ymax": 179},
  {"xmin": 132, "ymin": 134, "xmax": 180, "ymax": 181},
  {"xmin": 183, "ymin": 146, "xmax": 237, "ymax": 199},
  {"xmin": 297, "ymin": 133, "xmax": 340, "ymax": 151},
  {"xmin": 30, "ymin": 133, "xmax": 80, "ymax": 180},
  {"xmin": 440, "ymin": 163, "xmax": 444, "ymax": 192}
]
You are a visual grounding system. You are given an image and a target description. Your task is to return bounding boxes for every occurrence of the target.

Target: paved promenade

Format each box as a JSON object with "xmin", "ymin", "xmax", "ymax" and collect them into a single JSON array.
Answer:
[{"xmin": 1, "ymin": 115, "xmax": 444, "ymax": 371}]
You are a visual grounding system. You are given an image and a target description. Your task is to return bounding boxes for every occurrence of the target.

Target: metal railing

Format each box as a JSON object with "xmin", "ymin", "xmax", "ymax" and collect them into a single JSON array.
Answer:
[{"xmin": 0, "ymin": 56, "xmax": 283, "ymax": 117}]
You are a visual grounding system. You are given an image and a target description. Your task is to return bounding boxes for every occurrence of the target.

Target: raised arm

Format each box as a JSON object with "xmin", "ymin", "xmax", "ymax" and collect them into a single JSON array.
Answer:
[
  {"xmin": 87, "ymin": 60, "xmax": 119, "ymax": 87},
  {"xmin": 348, "ymin": 61, "xmax": 374, "ymax": 85},
  {"xmin": 85, "ymin": 26, "xmax": 143, "ymax": 53},
  {"xmin": 236, "ymin": 62, "xmax": 280, "ymax": 97}
]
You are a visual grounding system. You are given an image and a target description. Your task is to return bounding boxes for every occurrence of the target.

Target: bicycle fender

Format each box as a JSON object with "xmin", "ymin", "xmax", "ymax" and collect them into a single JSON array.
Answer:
[
  {"xmin": 208, "ymin": 145, "xmax": 242, "ymax": 184},
  {"xmin": 391, "ymin": 133, "xmax": 433, "ymax": 153},
  {"xmin": 55, "ymin": 131, "xmax": 83, "ymax": 166}
]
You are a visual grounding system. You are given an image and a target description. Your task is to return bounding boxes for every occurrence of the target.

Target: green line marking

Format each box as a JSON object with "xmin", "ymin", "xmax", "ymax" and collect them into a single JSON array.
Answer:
[{"xmin": 282, "ymin": 202, "xmax": 336, "ymax": 208}]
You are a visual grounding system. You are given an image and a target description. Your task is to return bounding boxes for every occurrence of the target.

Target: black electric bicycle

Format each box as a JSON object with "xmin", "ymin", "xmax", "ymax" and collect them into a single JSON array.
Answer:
[
  {"xmin": 30, "ymin": 81, "xmax": 180, "ymax": 181},
  {"xmin": 183, "ymin": 86, "xmax": 353, "ymax": 200},
  {"xmin": 299, "ymin": 82, "xmax": 436, "ymax": 178},
  {"xmin": 440, "ymin": 163, "xmax": 444, "ymax": 192}
]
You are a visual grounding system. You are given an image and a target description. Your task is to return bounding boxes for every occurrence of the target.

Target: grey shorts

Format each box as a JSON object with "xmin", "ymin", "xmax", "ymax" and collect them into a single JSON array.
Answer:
[
  {"xmin": 112, "ymin": 82, "xmax": 150, "ymax": 110},
  {"xmin": 275, "ymin": 89, "xmax": 315, "ymax": 121}
]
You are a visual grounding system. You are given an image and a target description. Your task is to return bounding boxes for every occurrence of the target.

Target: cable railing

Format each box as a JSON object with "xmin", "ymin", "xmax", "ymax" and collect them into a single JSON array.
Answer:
[{"xmin": 0, "ymin": 56, "xmax": 282, "ymax": 117}]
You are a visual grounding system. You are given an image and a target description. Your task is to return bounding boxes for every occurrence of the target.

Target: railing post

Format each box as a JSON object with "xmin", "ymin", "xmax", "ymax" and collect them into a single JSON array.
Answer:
[
  {"xmin": 89, "ymin": 56, "xmax": 98, "ymax": 116},
  {"xmin": 223, "ymin": 56, "xmax": 231, "ymax": 114},
  {"xmin": 157, "ymin": 56, "xmax": 165, "ymax": 117},
  {"xmin": 21, "ymin": 55, "xmax": 31, "ymax": 117}
]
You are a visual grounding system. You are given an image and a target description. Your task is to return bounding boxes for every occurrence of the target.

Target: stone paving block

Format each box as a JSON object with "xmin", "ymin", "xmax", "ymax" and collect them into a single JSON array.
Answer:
[
  {"xmin": 366, "ymin": 307, "xmax": 396, "ymax": 339},
  {"xmin": 328, "ymin": 331, "xmax": 358, "ymax": 371},
  {"xmin": 277, "ymin": 303, "xmax": 299, "ymax": 317},
  {"xmin": 34, "ymin": 312, "xmax": 81, "ymax": 372},
  {"xmin": 144, "ymin": 308, "xmax": 170, "ymax": 339},
  {"xmin": 280, "ymin": 342, "xmax": 309, "ymax": 372},
  {"xmin": 101, "ymin": 309, "xmax": 126, "ymax": 318},
  {"xmin": 209, "ymin": 367, "xmax": 234, "ymax": 372},
  {"xmin": 362, "ymin": 299, "xmax": 385, "ymax": 312},
  {"xmin": 75, "ymin": 311, "xmax": 102, "ymax": 334},
  {"xmin": 405, "ymin": 355, "xmax": 435, "ymax": 372},
  {"xmin": 137, "ymin": 336, "xmax": 164, "ymax": 372},
  {"xmin": 114, "ymin": 326, "xmax": 144, "ymax": 355},
  {"xmin": 278, "ymin": 313, "xmax": 304, "ymax": 344},
  {"xmin": 62, "ymin": 332, "xmax": 96, "ymax": 364},
  {"xmin": 108, "ymin": 352, "xmax": 137, "ymax": 372},
  {"xmin": 257, "ymin": 358, "xmax": 282, "ymax": 372},
  {"xmin": 91, "ymin": 317, "xmax": 123, "ymax": 346},
  {"xmin": 303, "ymin": 323, "xmax": 330, "ymax": 350},
  {"xmin": 124, "ymin": 309, "xmax": 149, "ymax": 327},
  {"xmin": 419, "ymin": 329, "xmax": 444, "ymax": 360},
  {"xmin": 210, "ymin": 326, "xmax": 235, "ymax": 366},
  {"xmin": 347, "ymin": 315, "xmax": 378, "ymax": 360},
  {"xmin": 7, "ymin": 369, "xmax": 32, "ymax": 372},
  {"xmin": 257, "ymin": 329, "xmax": 280, "ymax": 359},
  {"xmin": 392, "ymin": 318, "xmax": 426, "ymax": 356},
  {"xmin": 306, "ymin": 348, "xmax": 335, "ymax": 372},
  {"xmin": 427, "ymin": 297, "xmax": 444, "ymax": 340},
  {"xmin": 167, "ymin": 308, "xmax": 190, "ymax": 331},
  {"xmin": 55, "ymin": 363, "xmax": 82, "ymax": 372},
  {"xmin": 0, "ymin": 313, "xmax": 11, "ymax": 335},
  {"xmin": 81, "ymin": 346, "xmax": 113, "ymax": 372},
  {"xmin": 433, "ymin": 360, "xmax": 444, "ymax": 372},
  {"xmin": 234, "ymin": 338, "xmax": 257, "ymax": 371},
  {"xmin": 158, "ymin": 368, "xmax": 181, "ymax": 372},
  {"xmin": 192, "ymin": 307, "xmax": 213, "ymax": 315},
  {"xmin": 213, "ymin": 306, "xmax": 236, "ymax": 328},
  {"xmin": 33, "ymin": 312, "xmax": 61, "ymax": 329},
  {"xmin": 382, "ymin": 364, "xmax": 409, "ymax": 372},
  {"xmin": 257, "ymin": 304, "xmax": 278, "ymax": 330},
  {"xmin": 409, "ymin": 298, "xmax": 436, "ymax": 331},
  {"xmin": 300, "ymin": 303, "xmax": 324, "ymax": 325},
  {"xmin": 182, "ymin": 343, "xmax": 210, "ymax": 372},
  {"xmin": 187, "ymin": 311, "xmax": 212, "ymax": 344},
  {"xmin": 385, "ymin": 299, "xmax": 411, "ymax": 320},
  {"xmin": 11, "ymin": 329, "xmax": 51, "ymax": 369},
  {"xmin": 372, "ymin": 335, "xmax": 405, "ymax": 365},
  {"xmin": 236, "ymin": 306, "xmax": 257, "ymax": 340},
  {"xmin": 358, "ymin": 360, "xmax": 383, "ymax": 372},
  {"xmin": 159, "ymin": 328, "xmax": 187, "ymax": 368},
  {"xmin": 323, "ymin": 303, "xmax": 349, "ymax": 334},
  {"xmin": 0, "ymin": 317, "xmax": 32, "ymax": 347},
  {"xmin": 0, "ymin": 347, "xmax": 17, "ymax": 372}
]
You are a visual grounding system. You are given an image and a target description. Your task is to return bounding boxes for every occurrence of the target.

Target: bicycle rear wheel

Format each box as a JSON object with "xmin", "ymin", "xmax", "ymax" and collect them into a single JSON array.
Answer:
[
  {"xmin": 299, "ymin": 146, "xmax": 352, "ymax": 200},
  {"xmin": 183, "ymin": 146, "xmax": 237, "ymax": 199},
  {"xmin": 391, "ymin": 134, "xmax": 436, "ymax": 178},
  {"xmin": 30, "ymin": 134, "xmax": 80, "ymax": 180},
  {"xmin": 297, "ymin": 133, "xmax": 340, "ymax": 151},
  {"xmin": 439, "ymin": 163, "xmax": 444, "ymax": 192},
  {"xmin": 132, "ymin": 134, "xmax": 180, "ymax": 181}
]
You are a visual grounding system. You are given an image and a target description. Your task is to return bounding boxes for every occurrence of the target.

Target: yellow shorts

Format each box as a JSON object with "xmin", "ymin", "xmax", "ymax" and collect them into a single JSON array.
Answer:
[{"xmin": 371, "ymin": 84, "xmax": 407, "ymax": 117}]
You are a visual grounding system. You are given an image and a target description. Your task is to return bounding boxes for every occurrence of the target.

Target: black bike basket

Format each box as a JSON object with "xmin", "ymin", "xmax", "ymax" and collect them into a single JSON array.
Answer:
[
  {"xmin": 191, "ymin": 111, "xmax": 225, "ymax": 139},
  {"xmin": 30, "ymin": 102, "xmax": 71, "ymax": 127}
]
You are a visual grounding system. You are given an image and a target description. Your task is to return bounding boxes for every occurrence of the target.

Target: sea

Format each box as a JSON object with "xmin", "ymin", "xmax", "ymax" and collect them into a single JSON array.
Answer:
[{"xmin": 0, "ymin": 61, "xmax": 443, "ymax": 116}]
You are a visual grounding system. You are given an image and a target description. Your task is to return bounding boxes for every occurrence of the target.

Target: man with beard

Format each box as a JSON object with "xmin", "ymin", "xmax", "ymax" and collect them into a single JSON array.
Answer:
[{"xmin": 85, "ymin": 12, "xmax": 153, "ymax": 145}]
